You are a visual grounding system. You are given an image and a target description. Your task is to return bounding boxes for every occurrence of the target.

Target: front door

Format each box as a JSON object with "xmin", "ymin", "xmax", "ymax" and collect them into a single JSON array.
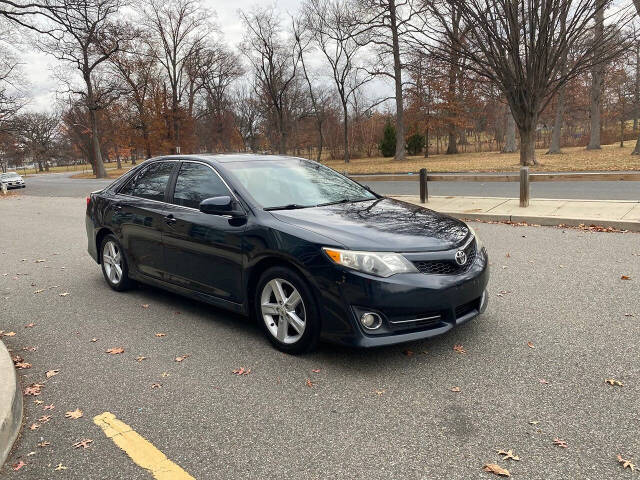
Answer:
[
  {"xmin": 162, "ymin": 162, "xmax": 246, "ymax": 303},
  {"xmin": 113, "ymin": 161, "xmax": 177, "ymax": 280}
]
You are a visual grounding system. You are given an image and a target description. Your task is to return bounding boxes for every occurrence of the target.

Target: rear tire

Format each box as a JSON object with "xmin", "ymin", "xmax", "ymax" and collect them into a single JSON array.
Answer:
[
  {"xmin": 100, "ymin": 234, "xmax": 133, "ymax": 291},
  {"xmin": 254, "ymin": 266, "xmax": 320, "ymax": 354}
]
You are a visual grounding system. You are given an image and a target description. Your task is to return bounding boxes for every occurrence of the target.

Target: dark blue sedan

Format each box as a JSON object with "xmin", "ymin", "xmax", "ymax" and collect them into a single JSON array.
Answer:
[{"xmin": 86, "ymin": 155, "xmax": 489, "ymax": 353}]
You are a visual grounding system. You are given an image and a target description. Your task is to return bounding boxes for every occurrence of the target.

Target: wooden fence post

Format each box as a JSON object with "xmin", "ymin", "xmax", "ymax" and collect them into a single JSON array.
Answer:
[
  {"xmin": 419, "ymin": 168, "xmax": 428, "ymax": 203},
  {"xmin": 519, "ymin": 166, "xmax": 530, "ymax": 207}
]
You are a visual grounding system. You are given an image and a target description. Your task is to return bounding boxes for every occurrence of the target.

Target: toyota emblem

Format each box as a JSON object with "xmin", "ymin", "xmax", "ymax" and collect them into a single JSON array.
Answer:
[{"xmin": 454, "ymin": 250, "xmax": 467, "ymax": 266}]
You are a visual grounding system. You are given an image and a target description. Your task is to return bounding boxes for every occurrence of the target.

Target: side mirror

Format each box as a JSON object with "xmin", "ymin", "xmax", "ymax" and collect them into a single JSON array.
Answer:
[{"xmin": 199, "ymin": 196, "xmax": 245, "ymax": 217}]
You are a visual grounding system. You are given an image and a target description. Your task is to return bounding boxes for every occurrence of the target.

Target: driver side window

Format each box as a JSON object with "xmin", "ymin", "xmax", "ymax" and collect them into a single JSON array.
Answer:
[{"xmin": 172, "ymin": 162, "xmax": 230, "ymax": 209}]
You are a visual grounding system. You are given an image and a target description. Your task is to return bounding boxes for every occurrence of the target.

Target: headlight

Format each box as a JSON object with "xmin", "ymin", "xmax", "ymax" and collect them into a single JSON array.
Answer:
[
  {"xmin": 468, "ymin": 226, "xmax": 483, "ymax": 249},
  {"xmin": 322, "ymin": 247, "xmax": 418, "ymax": 277}
]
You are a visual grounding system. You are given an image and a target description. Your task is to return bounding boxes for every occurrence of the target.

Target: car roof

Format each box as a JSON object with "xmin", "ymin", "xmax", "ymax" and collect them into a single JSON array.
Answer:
[{"xmin": 154, "ymin": 154, "xmax": 308, "ymax": 165}]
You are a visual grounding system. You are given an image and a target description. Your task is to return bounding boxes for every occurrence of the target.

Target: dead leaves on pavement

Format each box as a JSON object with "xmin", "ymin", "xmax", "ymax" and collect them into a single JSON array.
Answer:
[
  {"xmin": 72, "ymin": 439, "xmax": 93, "ymax": 449},
  {"xmin": 483, "ymin": 463, "xmax": 511, "ymax": 477},
  {"xmin": 45, "ymin": 369, "xmax": 60, "ymax": 378},
  {"xmin": 65, "ymin": 408, "xmax": 83, "ymax": 419},
  {"xmin": 617, "ymin": 454, "xmax": 636, "ymax": 471},
  {"xmin": 553, "ymin": 438, "xmax": 568, "ymax": 448},
  {"xmin": 232, "ymin": 367, "xmax": 251, "ymax": 376},
  {"xmin": 497, "ymin": 449, "xmax": 520, "ymax": 461},
  {"xmin": 605, "ymin": 378, "xmax": 624, "ymax": 387},
  {"xmin": 105, "ymin": 347, "xmax": 124, "ymax": 355}
]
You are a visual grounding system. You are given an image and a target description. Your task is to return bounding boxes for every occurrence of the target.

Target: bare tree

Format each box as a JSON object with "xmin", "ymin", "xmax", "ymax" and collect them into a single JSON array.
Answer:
[
  {"xmin": 15, "ymin": 111, "xmax": 60, "ymax": 171},
  {"xmin": 428, "ymin": 0, "xmax": 633, "ymax": 166},
  {"xmin": 502, "ymin": 109, "xmax": 517, "ymax": 153},
  {"xmin": 233, "ymin": 84, "xmax": 260, "ymax": 153},
  {"xmin": 303, "ymin": 0, "xmax": 371, "ymax": 162},
  {"xmin": 586, "ymin": 0, "xmax": 606, "ymax": 150},
  {"xmin": 37, "ymin": 0, "xmax": 127, "ymax": 178},
  {"xmin": 143, "ymin": 0, "xmax": 211, "ymax": 154},
  {"xmin": 356, "ymin": 0, "xmax": 428, "ymax": 161},
  {"xmin": 240, "ymin": 5, "xmax": 299, "ymax": 154}
]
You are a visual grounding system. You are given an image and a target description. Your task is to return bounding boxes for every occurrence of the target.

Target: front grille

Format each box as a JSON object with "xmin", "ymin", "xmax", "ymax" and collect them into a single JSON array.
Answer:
[
  {"xmin": 455, "ymin": 298, "xmax": 481, "ymax": 319},
  {"xmin": 413, "ymin": 240, "xmax": 477, "ymax": 275}
]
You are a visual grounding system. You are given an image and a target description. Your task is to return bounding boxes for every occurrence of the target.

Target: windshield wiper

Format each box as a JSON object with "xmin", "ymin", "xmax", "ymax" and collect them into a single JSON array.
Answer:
[{"xmin": 264, "ymin": 203, "xmax": 310, "ymax": 211}]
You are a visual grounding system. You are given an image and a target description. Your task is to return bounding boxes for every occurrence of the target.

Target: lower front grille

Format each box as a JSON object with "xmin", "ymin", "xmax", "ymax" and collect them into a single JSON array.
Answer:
[
  {"xmin": 413, "ymin": 240, "xmax": 477, "ymax": 275},
  {"xmin": 455, "ymin": 298, "xmax": 481, "ymax": 319}
]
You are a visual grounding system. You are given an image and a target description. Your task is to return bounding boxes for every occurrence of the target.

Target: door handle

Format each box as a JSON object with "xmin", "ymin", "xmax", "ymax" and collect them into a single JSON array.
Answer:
[{"xmin": 164, "ymin": 214, "xmax": 177, "ymax": 225}]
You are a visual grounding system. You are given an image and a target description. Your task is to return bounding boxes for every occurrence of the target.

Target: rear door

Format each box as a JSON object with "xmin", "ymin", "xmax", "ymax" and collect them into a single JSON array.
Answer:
[
  {"xmin": 162, "ymin": 161, "xmax": 246, "ymax": 303},
  {"xmin": 113, "ymin": 161, "xmax": 177, "ymax": 280}
]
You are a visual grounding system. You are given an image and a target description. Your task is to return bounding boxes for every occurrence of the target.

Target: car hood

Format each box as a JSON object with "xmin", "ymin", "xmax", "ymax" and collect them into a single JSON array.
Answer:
[{"xmin": 270, "ymin": 197, "xmax": 470, "ymax": 252}]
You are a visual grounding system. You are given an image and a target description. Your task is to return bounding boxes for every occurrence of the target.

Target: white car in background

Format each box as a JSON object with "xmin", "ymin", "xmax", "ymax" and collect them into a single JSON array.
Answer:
[{"xmin": 0, "ymin": 172, "xmax": 26, "ymax": 189}]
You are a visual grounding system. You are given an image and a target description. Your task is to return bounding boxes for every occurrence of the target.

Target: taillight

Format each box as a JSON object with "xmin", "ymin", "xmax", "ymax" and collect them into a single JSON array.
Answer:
[{"xmin": 86, "ymin": 196, "xmax": 91, "ymax": 206}]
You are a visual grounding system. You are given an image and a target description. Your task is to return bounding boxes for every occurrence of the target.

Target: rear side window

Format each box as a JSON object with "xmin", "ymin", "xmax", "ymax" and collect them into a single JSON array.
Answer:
[
  {"xmin": 119, "ymin": 162, "xmax": 175, "ymax": 201},
  {"xmin": 172, "ymin": 162, "xmax": 230, "ymax": 209}
]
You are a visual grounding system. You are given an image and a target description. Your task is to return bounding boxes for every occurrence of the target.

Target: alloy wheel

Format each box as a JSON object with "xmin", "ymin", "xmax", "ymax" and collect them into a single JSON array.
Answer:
[
  {"xmin": 102, "ymin": 240, "xmax": 123, "ymax": 285},
  {"xmin": 260, "ymin": 278, "xmax": 306, "ymax": 344}
]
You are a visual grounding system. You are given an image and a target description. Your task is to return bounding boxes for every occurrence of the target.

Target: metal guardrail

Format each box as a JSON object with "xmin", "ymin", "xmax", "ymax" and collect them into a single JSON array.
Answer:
[{"xmin": 351, "ymin": 168, "xmax": 640, "ymax": 208}]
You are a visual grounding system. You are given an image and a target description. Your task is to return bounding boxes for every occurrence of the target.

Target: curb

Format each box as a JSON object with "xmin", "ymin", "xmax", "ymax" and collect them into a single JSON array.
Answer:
[
  {"xmin": 440, "ymin": 211, "xmax": 640, "ymax": 232},
  {"xmin": 0, "ymin": 340, "xmax": 22, "ymax": 467}
]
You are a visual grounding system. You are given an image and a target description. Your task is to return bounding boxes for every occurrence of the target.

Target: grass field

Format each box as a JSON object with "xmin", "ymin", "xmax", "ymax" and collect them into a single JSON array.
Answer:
[
  {"xmin": 324, "ymin": 141, "xmax": 640, "ymax": 174},
  {"xmin": 14, "ymin": 161, "xmax": 124, "ymax": 176},
  {"xmin": 70, "ymin": 167, "xmax": 132, "ymax": 179}
]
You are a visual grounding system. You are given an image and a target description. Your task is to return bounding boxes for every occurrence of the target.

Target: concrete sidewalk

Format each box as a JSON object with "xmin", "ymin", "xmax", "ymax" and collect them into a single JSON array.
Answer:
[{"xmin": 394, "ymin": 195, "xmax": 640, "ymax": 232}]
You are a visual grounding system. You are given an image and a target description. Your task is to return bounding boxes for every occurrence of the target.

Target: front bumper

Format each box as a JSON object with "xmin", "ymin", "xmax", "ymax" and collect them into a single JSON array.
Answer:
[{"xmin": 316, "ymin": 248, "xmax": 489, "ymax": 347}]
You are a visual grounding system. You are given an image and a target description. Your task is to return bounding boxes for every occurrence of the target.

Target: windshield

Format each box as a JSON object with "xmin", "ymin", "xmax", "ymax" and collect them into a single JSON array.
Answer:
[
  {"xmin": 1, "ymin": 173, "xmax": 19, "ymax": 179},
  {"xmin": 224, "ymin": 158, "xmax": 376, "ymax": 210}
]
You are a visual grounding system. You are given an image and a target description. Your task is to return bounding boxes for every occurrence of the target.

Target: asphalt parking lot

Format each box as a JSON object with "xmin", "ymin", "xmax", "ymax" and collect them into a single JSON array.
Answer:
[{"xmin": 1, "ymin": 192, "xmax": 639, "ymax": 479}]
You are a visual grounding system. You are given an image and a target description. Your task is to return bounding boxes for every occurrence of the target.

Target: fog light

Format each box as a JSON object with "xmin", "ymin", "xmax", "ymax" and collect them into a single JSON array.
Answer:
[{"xmin": 360, "ymin": 312, "xmax": 382, "ymax": 330}]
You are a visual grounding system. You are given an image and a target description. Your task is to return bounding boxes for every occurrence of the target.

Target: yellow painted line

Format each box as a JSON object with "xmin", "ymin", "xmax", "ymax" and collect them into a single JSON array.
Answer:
[{"xmin": 93, "ymin": 412, "xmax": 195, "ymax": 480}]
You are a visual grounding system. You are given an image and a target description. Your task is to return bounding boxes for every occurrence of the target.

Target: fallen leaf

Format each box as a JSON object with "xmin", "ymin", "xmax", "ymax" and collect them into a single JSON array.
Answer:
[
  {"xmin": 617, "ymin": 454, "xmax": 636, "ymax": 471},
  {"xmin": 450, "ymin": 386, "xmax": 461, "ymax": 392},
  {"xmin": 232, "ymin": 367, "xmax": 251, "ymax": 376},
  {"xmin": 90, "ymin": 338, "xmax": 97, "ymax": 342},
  {"xmin": 483, "ymin": 463, "xmax": 510, "ymax": 477},
  {"xmin": 505, "ymin": 252, "xmax": 511, "ymax": 258},
  {"xmin": 34, "ymin": 259, "xmax": 45, "ymax": 263},
  {"xmin": 24, "ymin": 323, "xmax": 35, "ymax": 328},
  {"xmin": 151, "ymin": 383, "xmax": 162, "ymax": 389},
  {"xmin": 621, "ymin": 275, "xmax": 631, "ymax": 280},
  {"xmin": 38, "ymin": 415, "xmax": 52, "ymax": 423},
  {"xmin": 539, "ymin": 378, "xmax": 549, "ymax": 385},
  {"xmin": 135, "ymin": 355, "xmax": 147, "ymax": 362},
  {"xmin": 54, "ymin": 463, "xmax": 67, "ymax": 471},
  {"xmin": 605, "ymin": 378, "xmax": 624, "ymax": 387},
  {"xmin": 106, "ymin": 347, "xmax": 124, "ymax": 355},
  {"xmin": 141, "ymin": 304, "xmax": 149, "ymax": 308},
  {"xmin": 46, "ymin": 369, "xmax": 60, "ymax": 378},
  {"xmin": 1, "ymin": 331, "xmax": 16, "ymax": 337},
  {"xmin": 403, "ymin": 349, "xmax": 414, "ymax": 357},
  {"xmin": 529, "ymin": 420, "xmax": 540, "ymax": 425},
  {"xmin": 27, "ymin": 451, "xmax": 36, "ymax": 456},
  {"xmin": 29, "ymin": 423, "xmax": 40, "ymax": 430},
  {"xmin": 161, "ymin": 372, "xmax": 170, "ymax": 377},
  {"xmin": 23, "ymin": 346, "xmax": 37, "ymax": 351},
  {"xmin": 15, "ymin": 362, "xmax": 32, "ymax": 369},
  {"xmin": 24, "ymin": 384, "xmax": 43, "ymax": 396},
  {"xmin": 44, "ymin": 404, "xmax": 55, "ymax": 410},
  {"xmin": 59, "ymin": 292, "xmax": 70, "ymax": 297},
  {"xmin": 305, "ymin": 379, "xmax": 314, "ymax": 388},
  {"xmin": 12, "ymin": 460, "xmax": 26, "ymax": 471},
  {"xmin": 175, "ymin": 354, "xmax": 190, "ymax": 362},
  {"xmin": 33, "ymin": 400, "xmax": 43, "ymax": 405},
  {"xmin": 155, "ymin": 332, "xmax": 166, "ymax": 337},
  {"xmin": 12, "ymin": 354, "xmax": 23, "ymax": 364},
  {"xmin": 311, "ymin": 369, "xmax": 321, "ymax": 373},
  {"xmin": 374, "ymin": 389, "xmax": 385, "ymax": 396},
  {"xmin": 553, "ymin": 437, "xmax": 568, "ymax": 448},
  {"xmin": 527, "ymin": 341, "xmax": 535, "ymax": 349},
  {"xmin": 65, "ymin": 408, "xmax": 83, "ymax": 419},
  {"xmin": 37, "ymin": 441, "xmax": 50, "ymax": 448},
  {"xmin": 624, "ymin": 313, "xmax": 635, "ymax": 317},
  {"xmin": 453, "ymin": 344, "xmax": 466, "ymax": 354},
  {"xmin": 72, "ymin": 439, "xmax": 93, "ymax": 449},
  {"xmin": 497, "ymin": 449, "xmax": 521, "ymax": 461}
]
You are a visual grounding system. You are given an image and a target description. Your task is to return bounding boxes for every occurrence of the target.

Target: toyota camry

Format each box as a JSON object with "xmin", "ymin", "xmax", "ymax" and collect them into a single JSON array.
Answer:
[{"xmin": 85, "ymin": 155, "xmax": 489, "ymax": 353}]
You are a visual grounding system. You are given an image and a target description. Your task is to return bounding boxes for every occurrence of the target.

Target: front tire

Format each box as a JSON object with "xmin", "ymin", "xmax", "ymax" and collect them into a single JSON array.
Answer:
[
  {"xmin": 100, "ymin": 234, "xmax": 133, "ymax": 291},
  {"xmin": 254, "ymin": 266, "xmax": 320, "ymax": 354}
]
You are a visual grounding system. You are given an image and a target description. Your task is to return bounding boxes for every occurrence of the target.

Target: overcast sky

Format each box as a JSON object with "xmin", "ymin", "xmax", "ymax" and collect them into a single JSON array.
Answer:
[{"xmin": 20, "ymin": 0, "xmax": 305, "ymax": 112}]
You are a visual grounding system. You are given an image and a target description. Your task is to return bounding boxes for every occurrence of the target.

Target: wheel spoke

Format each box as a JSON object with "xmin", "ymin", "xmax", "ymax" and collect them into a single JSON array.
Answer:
[
  {"xmin": 287, "ymin": 311, "xmax": 305, "ymax": 335},
  {"xmin": 113, "ymin": 264, "xmax": 122, "ymax": 281},
  {"xmin": 103, "ymin": 254, "xmax": 112, "ymax": 265},
  {"xmin": 261, "ymin": 303, "xmax": 278, "ymax": 316},
  {"xmin": 270, "ymin": 279, "xmax": 286, "ymax": 304},
  {"xmin": 285, "ymin": 290, "xmax": 301, "ymax": 309},
  {"xmin": 276, "ymin": 315, "xmax": 288, "ymax": 341},
  {"xmin": 109, "ymin": 242, "xmax": 117, "ymax": 258}
]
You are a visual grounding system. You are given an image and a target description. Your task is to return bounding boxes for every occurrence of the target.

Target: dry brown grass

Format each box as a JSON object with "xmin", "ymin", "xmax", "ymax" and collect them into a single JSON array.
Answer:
[
  {"xmin": 71, "ymin": 167, "xmax": 131, "ymax": 179},
  {"xmin": 323, "ymin": 141, "xmax": 640, "ymax": 174},
  {"xmin": 0, "ymin": 190, "xmax": 21, "ymax": 199}
]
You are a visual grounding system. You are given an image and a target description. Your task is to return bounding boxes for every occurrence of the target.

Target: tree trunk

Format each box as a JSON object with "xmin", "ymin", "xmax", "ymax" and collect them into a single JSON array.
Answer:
[
  {"xmin": 547, "ymin": 86, "xmax": 566, "ymax": 154},
  {"xmin": 342, "ymin": 102, "xmax": 350, "ymax": 163},
  {"xmin": 424, "ymin": 127, "xmax": 429, "ymax": 158},
  {"xmin": 89, "ymin": 108, "xmax": 107, "ymax": 178},
  {"xmin": 632, "ymin": 133, "xmax": 640, "ymax": 155},
  {"xmin": 519, "ymin": 126, "xmax": 538, "ymax": 166},
  {"xmin": 634, "ymin": 42, "xmax": 639, "ymax": 133},
  {"xmin": 503, "ymin": 111, "xmax": 517, "ymax": 153},
  {"xmin": 388, "ymin": 0, "xmax": 405, "ymax": 161},
  {"xmin": 316, "ymin": 127, "xmax": 323, "ymax": 162},
  {"xmin": 587, "ymin": 0, "xmax": 605, "ymax": 150}
]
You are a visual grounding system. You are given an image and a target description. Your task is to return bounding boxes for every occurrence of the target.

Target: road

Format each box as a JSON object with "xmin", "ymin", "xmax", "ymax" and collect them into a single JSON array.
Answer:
[
  {"xmin": 1, "ymin": 193, "xmax": 638, "ymax": 479},
  {"xmin": 19, "ymin": 170, "xmax": 640, "ymax": 200}
]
